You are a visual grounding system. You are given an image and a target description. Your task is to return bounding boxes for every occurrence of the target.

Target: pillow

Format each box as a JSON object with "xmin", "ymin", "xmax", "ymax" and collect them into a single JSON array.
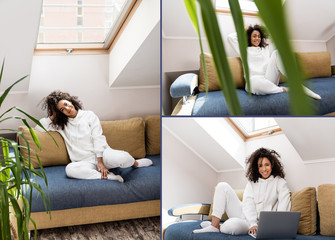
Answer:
[
  {"xmin": 297, "ymin": 52, "xmax": 331, "ymax": 79},
  {"xmin": 101, "ymin": 117, "xmax": 146, "ymax": 159},
  {"xmin": 208, "ymin": 188, "xmax": 244, "ymax": 221},
  {"xmin": 291, "ymin": 187, "xmax": 317, "ymax": 235},
  {"xmin": 318, "ymin": 184, "xmax": 335, "ymax": 236},
  {"xmin": 199, "ymin": 53, "xmax": 245, "ymax": 92},
  {"xmin": 18, "ymin": 126, "xmax": 70, "ymax": 168},
  {"xmin": 145, "ymin": 115, "xmax": 160, "ymax": 155}
]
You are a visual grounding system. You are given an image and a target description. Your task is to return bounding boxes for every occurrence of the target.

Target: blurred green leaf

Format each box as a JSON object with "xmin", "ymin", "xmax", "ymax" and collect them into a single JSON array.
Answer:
[
  {"xmin": 196, "ymin": 0, "xmax": 242, "ymax": 115},
  {"xmin": 228, "ymin": 0, "xmax": 251, "ymax": 97},
  {"xmin": 254, "ymin": 0, "xmax": 314, "ymax": 115}
]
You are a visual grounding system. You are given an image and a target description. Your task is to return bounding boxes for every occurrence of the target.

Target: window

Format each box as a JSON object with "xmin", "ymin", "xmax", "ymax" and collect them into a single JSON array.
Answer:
[
  {"xmin": 227, "ymin": 118, "xmax": 281, "ymax": 140},
  {"xmin": 36, "ymin": 0, "xmax": 139, "ymax": 51},
  {"xmin": 215, "ymin": 0, "xmax": 258, "ymax": 16}
]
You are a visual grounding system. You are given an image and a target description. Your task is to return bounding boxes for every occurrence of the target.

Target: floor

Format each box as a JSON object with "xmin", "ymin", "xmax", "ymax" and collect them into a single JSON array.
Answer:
[{"xmin": 30, "ymin": 217, "xmax": 160, "ymax": 240}]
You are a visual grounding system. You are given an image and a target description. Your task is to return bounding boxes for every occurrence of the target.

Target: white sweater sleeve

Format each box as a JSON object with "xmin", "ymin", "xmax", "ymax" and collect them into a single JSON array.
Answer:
[
  {"xmin": 227, "ymin": 32, "xmax": 241, "ymax": 56},
  {"xmin": 277, "ymin": 178, "xmax": 291, "ymax": 211},
  {"xmin": 88, "ymin": 112, "xmax": 107, "ymax": 158},
  {"xmin": 242, "ymin": 181, "xmax": 258, "ymax": 228},
  {"xmin": 35, "ymin": 117, "xmax": 56, "ymax": 132}
]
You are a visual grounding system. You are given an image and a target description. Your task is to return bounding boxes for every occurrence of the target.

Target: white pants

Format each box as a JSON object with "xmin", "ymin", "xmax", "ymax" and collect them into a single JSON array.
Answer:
[
  {"xmin": 212, "ymin": 182, "xmax": 250, "ymax": 235},
  {"xmin": 65, "ymin": 147, "xmax": 135, "ymax": 180},
  {"xmin": 248, "ymin": 50, "xmax": 285, "ymax": 95}
]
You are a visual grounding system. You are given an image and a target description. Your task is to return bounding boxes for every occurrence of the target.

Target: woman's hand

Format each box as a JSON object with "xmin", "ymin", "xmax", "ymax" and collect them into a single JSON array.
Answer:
[
  {"xmin": 249, "ymin": 226, "xmax": 258, "ymax": 235},
  {"xmin": 97, "ymin": 157, "xmax": 109, "ymax": 179},
  {"xmin": 49, "ymin": 110, "xmax": 57, "ymax": 121}
]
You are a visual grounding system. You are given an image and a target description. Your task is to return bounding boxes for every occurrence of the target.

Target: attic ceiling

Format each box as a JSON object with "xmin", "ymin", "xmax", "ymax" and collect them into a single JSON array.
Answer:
[
  {"xmin": 163, "ymin": 117, "xmax": 335, "ymax": 172},
  {"xmin": 275, "ymin": 118, "xmax": 335, "ymax": 161},
  {"xmin": 285, "ymin": 0, "xmax": 335, "ymax": 41},
  {"xmin": 163, "ymin": 0, "xmax": 335, "ymax": 42},
  {"xmin": 111, "ymin": 22, "xmax": 160, "ymax": 88},
  {"xmin": 163, "ymin": 118, "xmax": 244, "ymax": 172}
]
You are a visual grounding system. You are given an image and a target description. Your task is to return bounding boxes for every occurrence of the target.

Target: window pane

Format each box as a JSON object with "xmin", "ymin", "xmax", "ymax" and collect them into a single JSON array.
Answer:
[
  {"xmin": 231, "ymin": 118, "xmax": 278, "ymax": 136},
  {"xmin": 216, "ymin": 0, "xmax": 258, "ymax": 13},
  {"xmin": 38, "ymin": 0, "xmax": 126, "ymax": 45}
]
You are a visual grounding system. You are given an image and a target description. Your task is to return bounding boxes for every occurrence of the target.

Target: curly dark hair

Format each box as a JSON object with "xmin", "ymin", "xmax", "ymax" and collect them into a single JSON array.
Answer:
[
  {"xmin": 246, "ymin": 24, "xmax": 268, "ymax": 48},
  {"xmin": 245, "ymin": 147, "xmax": 285, "ymax": 182},
  {"xmin": 40, "ymin": 90, "xmax": 83, "ymax": 130}
]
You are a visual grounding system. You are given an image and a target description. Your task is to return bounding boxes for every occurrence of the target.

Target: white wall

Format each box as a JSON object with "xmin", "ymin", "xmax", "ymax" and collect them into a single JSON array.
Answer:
[
  {"xmin": 327, "ymin": 36, "xmax": 335, "ymax": 65},
  {"xmin": 162, "ymin": 124, "xmax": 218, "ymax": 225},
  {"xmin": 2, "ymin": 54, "xmax": 160, "ymax": 130}
]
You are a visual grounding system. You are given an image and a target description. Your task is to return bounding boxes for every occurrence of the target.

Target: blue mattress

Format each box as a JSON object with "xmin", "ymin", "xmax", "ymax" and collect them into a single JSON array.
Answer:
[
  {"xmin": 192, "ymin": 77, "xmax": 335, "ymax": 115},
  {"xmin": 164, "ymin": 221, "xmax": 335, "ymax": 240},
  {"xmin": 25, "ymin": 155, "xmax": 160, "ymax": 212}
]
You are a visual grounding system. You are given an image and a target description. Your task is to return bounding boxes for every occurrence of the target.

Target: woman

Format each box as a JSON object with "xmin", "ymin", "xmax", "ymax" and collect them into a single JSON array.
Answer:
[
  {"xmin": 227, "ymin": 24, "xmax": 321, "ymax": 99},
  {"xmin": 35, "ymin": 90, "xmax": 152, "ymax": 182},
  {"xmin": 193, "ymin": 148, "xmax": 291, "ymax": 235}
]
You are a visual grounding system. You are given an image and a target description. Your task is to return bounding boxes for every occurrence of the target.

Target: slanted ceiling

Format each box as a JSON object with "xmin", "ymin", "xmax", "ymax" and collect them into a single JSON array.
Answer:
[
  {"xmin": 163, "ymin": 118, "xmax": 244, "ymax": 172},
  {"xmin": 275, "ymin": 118, "xmax": 335, "ymax": 161},
  {"xmin": 163, "ymin": 118, "xmax": 335, "ymax": 172}
]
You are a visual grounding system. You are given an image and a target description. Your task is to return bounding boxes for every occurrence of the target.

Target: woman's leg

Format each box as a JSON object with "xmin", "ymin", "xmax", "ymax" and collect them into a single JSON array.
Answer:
[
  {"xmin": 65, "ymin": 161, "xmax": 123, "ymax": 181},
  {"xmin": 265, "ymin": 50, "xmax": 285, "ymax": 85},
  {"xmin": 193, "ymin": 182, "xmax": 245, "ymax": 233},
  {"xmin": 248, "ymin": 76, "xmax": 284, "ymax": 95},
  {"xmin": 220, "ymin": 217, "xmax": 249, "ymax": 235},
  {"xmin": 103, "ymin": 147, "xmax": 153, "ymax": 169},
  {"xmin": 265, "ymin": 50, "xmax": 321, "ymax": 99}
]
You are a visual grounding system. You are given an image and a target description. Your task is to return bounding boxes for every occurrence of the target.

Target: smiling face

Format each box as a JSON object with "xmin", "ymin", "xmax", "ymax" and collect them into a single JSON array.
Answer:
[
  {"xmin": 56, "ymin": 99, "xmax": 78, "ymax": 118},
  {"xmin": 250, "ymin": 30, "xmax": 261, "ymax": 47},
  {"xmin": 258, "ymin": 157, "xmax": 272, "ymax": 179}
]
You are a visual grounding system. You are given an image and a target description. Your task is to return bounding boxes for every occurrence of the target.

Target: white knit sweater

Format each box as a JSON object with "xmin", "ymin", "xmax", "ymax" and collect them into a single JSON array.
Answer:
[
  {"xmin": 242, "ymin": 176, "xmax": 291, "ymax": 228},
  {"xmin": 227, "ymin": 32, "xmax": 272, "ymax": 78},
  {"xmin": 35, "ymin": 110, "xmax": 108, "ymax": 163}
]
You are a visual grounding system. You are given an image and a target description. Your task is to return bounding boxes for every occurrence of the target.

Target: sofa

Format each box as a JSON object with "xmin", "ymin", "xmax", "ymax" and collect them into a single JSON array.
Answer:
[
  {"xmin": 14, "ymin": 116, "xmax": 160, "ymax": 231},
  {"xmin": 170, "ymin": 52, "xmax": 335, "ymax": 115},
  {"xmin": 163, "ymin": 185, "xmax": 335, "ymax": 240}
]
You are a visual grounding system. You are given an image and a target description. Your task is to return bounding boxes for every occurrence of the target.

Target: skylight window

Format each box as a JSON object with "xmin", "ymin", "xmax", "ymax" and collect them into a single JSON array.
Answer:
[
  {"xmin": 36, "ymin": 0, "xmax": 137, "ymax": 50},
  {"xmin": 215, "ymin": 0, "xmax": 258, "ymax": 15},
  {"xmin": 229, "ymin": 118, "xmax": 280, "ymax": 139}
]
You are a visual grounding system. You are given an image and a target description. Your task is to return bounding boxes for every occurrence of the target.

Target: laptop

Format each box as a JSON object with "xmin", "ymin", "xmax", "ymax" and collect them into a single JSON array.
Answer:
[{"xmin": 249, "ymin": 211, "xmax": 301, "ymax": 239}]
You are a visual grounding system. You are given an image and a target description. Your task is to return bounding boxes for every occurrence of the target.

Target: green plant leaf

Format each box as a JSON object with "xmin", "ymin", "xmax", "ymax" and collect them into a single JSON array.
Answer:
[
  {"xmin": 228, "ymin": 0, "xmax": 251, "ymax": 97},
  {"xmin": 8, "ymin": 195, "xmax": 23, "ymax": 239},
  {"xmin": 0, "ymin": 59, "xmax": 4, "ymax": 85},
  {"xmin": 184, "ymin": 0, "xmax": 209, "ymax": 94},
  {"xmin": 254, "ymin": 0, "xmax": 313, "ymax": 115},
  {"xmin": 196, "ymin": 0, "xmax": 242, "ymax": 115},
  {"xmin": 0, "ymin": 183, "xmax": 11, "ymax": 240}
]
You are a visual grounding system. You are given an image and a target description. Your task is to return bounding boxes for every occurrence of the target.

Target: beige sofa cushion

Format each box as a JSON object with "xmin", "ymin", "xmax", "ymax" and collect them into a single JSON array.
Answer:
[
  {"xmin": 145, "ymin": 115, "xmax": 160, "ymax": 155},
  {"xmin": 101, "ymin": 117, "xmax": 146, "ymax": 159},
  {"xmin": 208, "ymin": 189, "xmax": 244, "ymax": 221},
  {"xmin": 297, "ymin": 51, "xmax": 331, "ymax": 79},
  {"xmin": 18, "ymin": 126, "xmax": 70, "ymax": 168},
  {"xmin": 318, "ymin": 184, "xmax": 335, "ymax": 236},
  {"xmin": 199, "ymin": 52, "xmax": 331, "ymax": 90},
  {"xmin": 199, "ymin": 53, "xmax": 244, "ymax": 92},
  {"xmin": 291, "ymin": 187, "xmax": 317, "ymax": 235}
]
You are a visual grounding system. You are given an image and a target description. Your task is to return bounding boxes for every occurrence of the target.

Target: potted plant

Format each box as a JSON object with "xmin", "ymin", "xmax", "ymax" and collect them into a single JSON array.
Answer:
[{"xmin": 0, "ymin": 60, "xmax": 54, "ymax": 240}]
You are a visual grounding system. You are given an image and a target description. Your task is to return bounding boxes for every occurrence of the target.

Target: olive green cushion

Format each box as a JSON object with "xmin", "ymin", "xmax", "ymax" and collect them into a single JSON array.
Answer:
[
  {"xmin": 291, "ymin": 187, "xmax": 317, "ymax": 235},
  {"xmin": 101, "ymin": 117, "xmax": 146, "ymax": 159},
  {"xmin": 145, "ymin": 115, "xmax": 160, "ymax": 155},
  {"xmin": 318, "ymin": 184, "xmax": 335, "ymax": 236},
  {"xmin": 18, "ymin": 126, "xmax": 70, "ymax": 168}
]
